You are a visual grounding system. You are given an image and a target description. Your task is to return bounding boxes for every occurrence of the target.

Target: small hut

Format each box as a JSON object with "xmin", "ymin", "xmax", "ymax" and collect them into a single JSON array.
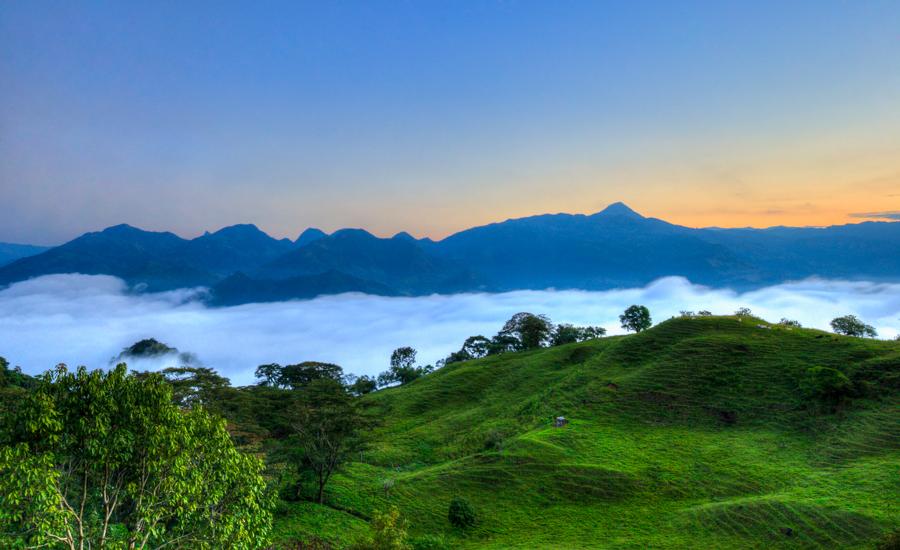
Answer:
[{"xmin": 554, "ymin": 416, "xmax": 568, "ymax": 428}]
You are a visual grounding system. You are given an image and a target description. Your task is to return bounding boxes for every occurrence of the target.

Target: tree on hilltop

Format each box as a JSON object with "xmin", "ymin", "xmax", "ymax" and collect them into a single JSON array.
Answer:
[
  {"xmin": 830, "ymin": 315, "xmax": 877, "ymax": 338},
  {"xmin": 620, "ymin": 305, "xmax": 652, "ymax": 333}
]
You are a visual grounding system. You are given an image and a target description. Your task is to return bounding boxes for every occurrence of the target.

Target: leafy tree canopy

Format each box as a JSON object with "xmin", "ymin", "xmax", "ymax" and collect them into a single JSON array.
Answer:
[
  {"xmin": 830, "ymin": 315, "xmax": 878, "ymax": 338},
  {"xmin": 619, "ymin": 305, "xmax": 652, "ymax": 333},
  {"xmin": 378, "ymin": 348, "xmax": 432, "ymax": 387},
  {"xmin": 498, "ymin": 312, "xmax": 554, "ymax": 350},
  {"xmin": 291, "ymin": 379, "xmax": 372, "ymax": 504},
  {"xmin": 255, "ymin": 361, "xmax": 344, "ymax": 390},
  {"xmin": 0, "ymin": 363, "xmax": 272, "ymax": 549},
  {"xmin": 550, "ymin": 324, "xmax": 606, "ymax": 346}
]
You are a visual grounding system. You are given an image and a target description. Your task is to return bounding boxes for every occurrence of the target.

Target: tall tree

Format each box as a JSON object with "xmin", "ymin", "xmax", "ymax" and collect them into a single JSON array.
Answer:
[
  {"xmin": 292, "ymin": 379, "xmax": 370, "ymax": 504},
  {"xmin": 0, "ymin": 364, "xmax": 272, "ymax": 549},
  {"xmin": 378, "ymin": 348, "xmax": 431, "ymax": 387},
  {"xmin": 498, "ymin": 313, "xmax": 554, "ymax": 350},
  {"xmin": 619, "ymin": 305, "xmax": 652, "ymax": 333}
]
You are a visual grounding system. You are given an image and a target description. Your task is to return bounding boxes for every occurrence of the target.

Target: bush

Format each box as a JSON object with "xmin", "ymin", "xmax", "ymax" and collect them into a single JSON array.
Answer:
[
  {"xmin": 350, "ymin": 506, "xmax": 410, "ymax": 550},
  {"xmin": 448, "ymin": 497, "xmax": 476, "ymax": 528},
  {"xmin": 410, "ymin": 534, "xmax": 450, "ymax": 550}
]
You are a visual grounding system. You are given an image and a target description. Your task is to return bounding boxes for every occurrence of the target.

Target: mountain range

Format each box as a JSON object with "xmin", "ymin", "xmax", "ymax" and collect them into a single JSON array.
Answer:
[{"xmin": 1, "ymin": 202, "xmax": 898, "ymax": 305}]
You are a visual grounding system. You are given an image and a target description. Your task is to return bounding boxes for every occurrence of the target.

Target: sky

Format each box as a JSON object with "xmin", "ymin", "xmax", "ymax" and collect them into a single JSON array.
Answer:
[
  {"xmin": 1, "ymin": 1, "xmax": 899, "ymax": 245},
  {"xmin": 2, "ymin": 274, "xmax": 898, "ymax": 383}
]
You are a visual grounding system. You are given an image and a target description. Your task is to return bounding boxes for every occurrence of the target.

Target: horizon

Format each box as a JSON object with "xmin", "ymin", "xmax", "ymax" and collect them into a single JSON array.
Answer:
[
  {"xmin": 6, "ymin": 200, "xmax": 900, "ymax": 247},
  {"xmin": 2, "ymin": 2, "xmax": 899, "ymax": 245}
]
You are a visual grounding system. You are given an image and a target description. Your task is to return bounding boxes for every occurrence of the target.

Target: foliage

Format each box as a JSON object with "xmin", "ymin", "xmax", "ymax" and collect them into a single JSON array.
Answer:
[
  {"xmin": 157, "ymin": 365, "xmax": 231, "ymax": 407},
  {"xmin": 550, "ymin": 324, "xmax": 606, "ymax": 346},
  {"xmin": 0, "ymin": 356, "xmax": 36, "ymax": 390},
  {"xmin": 461, "ymin": 336, "xmax": 492, "ymax": 359},
  {"xmin": 498, "ymin": 312, "xmax": 554, "ymax": 350},
  {"xmin": 256, "ymin": 362, "xmax": 344, "ymax": 390},
  {"xmin": 350, "ymin": 507, "xmax": 410, "ymax": 550},
  {"xmin": 697, "ymin": 310, "xmax": 713, "ymax": 316},
  {"xmin": 619, "ymin": 305, "xmax": 652, "ymax": 333},
  {"xmin": 830, "ymin": 315, "xmax": 878, "ymax": 338},
  {"xmin": 378, "ymin": 348, "xmax": 432, "ymax": 387},
  {"xmin": 779, "ymin": 318, "xmax": 802, "ymax": 328},
  {"xmin": 0, "ymin": 363, "xmax": 272, "ymax": 549},
  {"xmin": 734, "ymin": 307, "xmax": 752, "ymax": 317},
  {"xmin": 292, "ymin": 379, "xmax": 371, "ymax": 504},
  {"xmin": 447, "ymin": 497, "xmax": 476, "ymax": 528},
  {"xmin": 348, "ymin": 375, "xmax": 378, "ymax": 396}
]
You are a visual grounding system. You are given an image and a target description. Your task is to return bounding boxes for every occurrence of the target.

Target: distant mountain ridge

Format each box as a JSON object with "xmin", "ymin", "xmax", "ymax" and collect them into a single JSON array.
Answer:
[
  {"xmin": 1, "ymin": 203, "xmax": 898, "ymax": 304},
  {"xmin": 0, "ymin": 242, "xmax": 50, "ymax": 267}
]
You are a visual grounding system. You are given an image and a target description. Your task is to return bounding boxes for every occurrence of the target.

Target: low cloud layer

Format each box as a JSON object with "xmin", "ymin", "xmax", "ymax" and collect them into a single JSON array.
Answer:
[
  {"xmin": 1, "ymin": 274, "xmax": 898, "ymax": 385},
  {"xmin": 849, "ymin": 211, "xmax": 900, "ymax": 221}
]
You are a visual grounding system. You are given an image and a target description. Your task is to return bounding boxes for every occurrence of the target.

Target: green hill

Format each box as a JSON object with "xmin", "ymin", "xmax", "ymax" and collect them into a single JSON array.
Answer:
[{"xmin": 273, "ymin": 316, "xmax": 900, "ymax": 549}]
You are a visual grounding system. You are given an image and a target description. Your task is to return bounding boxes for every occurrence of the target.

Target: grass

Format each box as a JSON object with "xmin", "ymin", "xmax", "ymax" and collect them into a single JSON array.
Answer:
[{"xmin": 273, "ymin": 316, "xmax": 900, "ymax": 548}]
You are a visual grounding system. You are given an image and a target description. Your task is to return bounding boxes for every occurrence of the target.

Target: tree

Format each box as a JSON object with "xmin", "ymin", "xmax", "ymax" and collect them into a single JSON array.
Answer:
[
  {"xmin": 550, "ymin": 324, "xmax": 606, "ymax": 346},
  {"xmin": 779, "ymin": 318, "xmax": 802, "ymax": 328},
  {"xmin": 461, "ymin": 336, "xmax": 491, "ymax": 359},
  {"xmin": 619, "ymin": 305, "xmax": 652, "ymax": 333},
  {"xmin": 378, "ymin": 348, "xmax": 431, "ymax": 387},
  {"xmin": 292, "ymin": 379, "xmax": 370, "ymax": 504},
  {"xmin": 0, "ymin": 364, "xmax": 272, "ymax": 549},
  {"xmin": 348, "ymin": 375, "xmax": 378, "ymax": 396},
  {"xmin": 734, "ymin": 307, "xmax": 752, "ymax": 317},
  {"xmin": 498, "ymin": 312, "xmax": 553, "ymax": 350},
  {"xmin": 830, "ymin": 315, "xmax": 877, "ymax": 338},
  {"xmin": 697, "ymin": 310, "xmax": 713, "ymax": 316},
  {"xmin": 254, "ymin": 362, "xmax": 344, "ymax": 390},
  {"xmin": 487, "ymin": 333, "xmax": 521, "ymax": 356},
  {"xmin": 158, "ymin": 365, "xmax": 231, "ymax": 407},
  {"xmin": 391, "ymin": 347, "xmax": 417, "ymax": 371}
]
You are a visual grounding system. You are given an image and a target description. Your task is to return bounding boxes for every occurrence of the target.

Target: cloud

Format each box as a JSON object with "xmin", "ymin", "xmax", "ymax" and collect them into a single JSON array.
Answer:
[
  {"xmin": 1, "ymin": 274, "xmax": 898, "ymax": 385},
  {"xmin": 849, "ymin": 211, "xmax": 900, "ymax": 221}
]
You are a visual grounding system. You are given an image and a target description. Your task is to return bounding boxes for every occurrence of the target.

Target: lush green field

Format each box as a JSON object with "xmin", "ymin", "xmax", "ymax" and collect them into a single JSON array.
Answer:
[{"xmin": 274, "ymin": 316, "xmax": 900, "ymax": 549}]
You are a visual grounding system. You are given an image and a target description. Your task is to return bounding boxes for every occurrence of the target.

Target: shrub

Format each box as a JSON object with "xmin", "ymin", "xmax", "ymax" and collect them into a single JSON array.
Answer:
[
  {"xmin": 734, "ymin": 307, "xmax": 752, "ymax": 317},
  {"xmin": 351, "ymin": 506, "xmax": 410, "ymax": 550},
  {"xmin": 448, "ymin": 497, "xmax": 476, "ymax": 528}
]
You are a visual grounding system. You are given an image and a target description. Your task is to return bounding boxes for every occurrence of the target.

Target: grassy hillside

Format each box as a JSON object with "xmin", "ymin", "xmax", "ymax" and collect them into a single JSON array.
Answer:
[{"xmin": 274, "ymin": 316, "xmax": 900, "ymax": 549}]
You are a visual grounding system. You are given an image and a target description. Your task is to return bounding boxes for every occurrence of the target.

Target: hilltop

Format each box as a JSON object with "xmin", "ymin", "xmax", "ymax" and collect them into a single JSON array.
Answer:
[{"xmin": 274, "ymin": 316, "xmax": 900, "ymax": 548}]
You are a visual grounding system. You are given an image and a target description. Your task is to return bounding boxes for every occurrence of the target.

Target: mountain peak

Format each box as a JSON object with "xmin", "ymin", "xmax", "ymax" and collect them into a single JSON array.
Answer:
[
  {"xmin": 595, "ymin": 202, "xmax": 643, "ymax": 219},
  {"xmin": 101, "ymin": 223, "xmax": 142, "ymax": 234},
  {"xmin": 392, "ymin": 231, "xmax": 416, "ymax": 241},
  {"xmin": 210, "ymin": 224, "xmax": 266, "ymax": 237},
  {"xmin": 296, "ymin": 227, "xmax": 327, "ymax": 247}
]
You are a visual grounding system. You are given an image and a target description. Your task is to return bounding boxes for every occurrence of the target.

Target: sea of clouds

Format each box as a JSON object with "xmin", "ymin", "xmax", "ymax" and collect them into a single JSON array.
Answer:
[{"xmin": 1, "ymin": 274, "xmax": 898, "ymax": 385}]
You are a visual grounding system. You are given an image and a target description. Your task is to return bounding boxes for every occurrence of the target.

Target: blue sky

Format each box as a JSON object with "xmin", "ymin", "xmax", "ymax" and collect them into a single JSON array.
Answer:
[{"xmin": 2, "ymin": 1, "xmax": 898, "ymax": 244}]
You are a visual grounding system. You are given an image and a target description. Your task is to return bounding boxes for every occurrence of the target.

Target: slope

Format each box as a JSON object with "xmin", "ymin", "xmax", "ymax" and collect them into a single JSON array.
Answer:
[{"xmin": 276, "ymin": 316, "xmax": 900, "ymax": 549}]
